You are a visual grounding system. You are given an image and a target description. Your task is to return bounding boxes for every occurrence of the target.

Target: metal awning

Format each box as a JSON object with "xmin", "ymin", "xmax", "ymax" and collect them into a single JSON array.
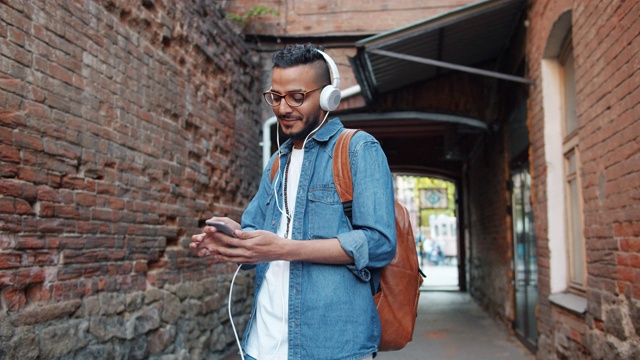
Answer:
[{"xmin": 349, "ymin": 0, "xmax": 530, "ymax": 103}]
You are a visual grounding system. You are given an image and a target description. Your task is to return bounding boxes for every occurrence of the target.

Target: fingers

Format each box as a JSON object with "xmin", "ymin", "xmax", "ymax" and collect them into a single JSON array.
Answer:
[
  {"xmin": 191, "ymin": 233, "xmax": 203, "ymax": 242},
  {"xmin": 197, "ymin": 248, "xmax": 211, "ymax": 257},
  {"xmin": 190, "ymin": 220, "xmax": 257, "ymax": 261},
  {"xmin": 190, "ymin": 233, "xmax": 203, "ymax": 248},
  {"xmin": 191, "ymin": 237, "xmax": 223, "ymax": 258},
  {"xmin": 189, "ymin": 231, "xmax": 217, "ymax": 254},
  {"xmin": 189, "ymin": 229, "xmax": 242, "ymax": 258},
  {"xmin": 206, "ymin": 217, "xmax": 241, "ymax": 230}
]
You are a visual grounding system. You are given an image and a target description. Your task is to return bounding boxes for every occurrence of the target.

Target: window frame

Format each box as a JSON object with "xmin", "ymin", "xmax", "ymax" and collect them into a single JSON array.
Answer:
[
  {"xmin": 542, "ymin": 11, "xmax": 588, "ymax": 299},
  {"xmin": 558, "ymin": 33, "xmax": 587, "ymax": 293}
]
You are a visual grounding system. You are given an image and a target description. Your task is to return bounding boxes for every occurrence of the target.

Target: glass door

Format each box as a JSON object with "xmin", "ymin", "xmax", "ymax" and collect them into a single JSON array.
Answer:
[{"xmin": 511, "ymin": 166, "xmax": 538, "ymax": 351}]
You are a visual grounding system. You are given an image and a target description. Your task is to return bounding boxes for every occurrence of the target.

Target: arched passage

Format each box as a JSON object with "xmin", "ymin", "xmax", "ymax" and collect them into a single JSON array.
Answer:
[{"xmin": 394, "ymin": 174, "xmax": 462, "ymax": 292}]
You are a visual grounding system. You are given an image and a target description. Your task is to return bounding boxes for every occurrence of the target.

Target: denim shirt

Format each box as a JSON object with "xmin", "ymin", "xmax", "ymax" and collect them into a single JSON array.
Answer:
[{"xmin": 240, "ymin": 119, "xmax": 397, "ymax": 360}]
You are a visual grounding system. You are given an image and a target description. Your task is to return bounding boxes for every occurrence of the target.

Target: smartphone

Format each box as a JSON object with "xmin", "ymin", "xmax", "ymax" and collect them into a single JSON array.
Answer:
[{"xmin": 205, "ymin": 220, "xmax": 238, "ymax": 238}]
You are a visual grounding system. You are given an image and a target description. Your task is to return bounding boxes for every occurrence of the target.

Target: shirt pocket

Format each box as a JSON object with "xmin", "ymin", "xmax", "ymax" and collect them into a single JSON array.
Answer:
[
  {"xmin": 308, "ymin": 184, "xmax": 350, "ymax": 239},
  {"xmin": 262, "ymin": 189, "xmax": 280, "ymax": 231}
]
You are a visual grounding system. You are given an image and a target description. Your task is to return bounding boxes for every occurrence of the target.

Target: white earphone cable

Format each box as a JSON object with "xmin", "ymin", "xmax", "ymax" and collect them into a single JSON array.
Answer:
[
  {"xmin": 229, "ymin": 50, "xmax": 337, "ymax": 359},
  {"xmin": 272, "ymin": 110, "xmax": 329, "ymax": 219},
  {"xmin": 228, "ymin": 264, "xmax": 245, "ymax": 360},
  {"xmin": 272, "ymin": 126, "xmax": 289, "ymax": 220},
  {"xmin": 228, "ymin": 264, "xmax": 287, "ymax": 360}
]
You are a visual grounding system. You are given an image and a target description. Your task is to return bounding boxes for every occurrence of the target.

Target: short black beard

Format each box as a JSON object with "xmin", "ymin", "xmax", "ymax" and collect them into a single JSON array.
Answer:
[{"xmin": 282, "ymin": 112, "xmax": 322, "ymax": 142}]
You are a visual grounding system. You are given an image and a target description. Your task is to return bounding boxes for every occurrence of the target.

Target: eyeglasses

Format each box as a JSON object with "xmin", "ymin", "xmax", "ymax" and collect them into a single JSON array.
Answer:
[{"xmin": 263, "ymin": 86, "xmax": 324, "ymax": 107}]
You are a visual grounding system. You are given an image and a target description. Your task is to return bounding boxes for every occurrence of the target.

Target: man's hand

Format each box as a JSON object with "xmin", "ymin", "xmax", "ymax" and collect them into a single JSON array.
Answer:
[
  {"xmin": 210, "ymin": 230, "xmax": 289, "ymax": 264},
  {"xmin": 190, "ymin": 217, "xmax": 288, "ymax": 264},
  {"xmin": 190, "ymin": 217, "xmax": 242, "ymax": 258},
  {"xmin": 190, "ymin": 217, "xmax": 353, "ymax": 265}
]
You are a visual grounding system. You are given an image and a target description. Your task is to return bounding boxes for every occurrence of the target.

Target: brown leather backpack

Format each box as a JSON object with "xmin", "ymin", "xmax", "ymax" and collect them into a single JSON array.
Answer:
[{"xmin": 270, "ymin": 128, "xmax": 424, "ymax": 351}]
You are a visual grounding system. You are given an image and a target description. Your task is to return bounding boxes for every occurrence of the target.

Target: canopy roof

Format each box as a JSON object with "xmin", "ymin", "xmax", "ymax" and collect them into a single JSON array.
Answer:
[{"xmin": 349, "ymin": 0, "xmax": 530, "ymax": 103}]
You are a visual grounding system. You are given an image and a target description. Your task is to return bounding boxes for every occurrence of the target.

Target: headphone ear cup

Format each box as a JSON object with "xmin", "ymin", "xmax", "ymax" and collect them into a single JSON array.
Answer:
[{"xmin": 319, "ymin": 85, "xmax": 341, "ymax": 111}]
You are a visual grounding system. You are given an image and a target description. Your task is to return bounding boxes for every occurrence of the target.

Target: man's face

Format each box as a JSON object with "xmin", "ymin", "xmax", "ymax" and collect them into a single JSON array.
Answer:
[{"xmin": 269, "ymin": 64, "xmax": 326, "ymax": 148}]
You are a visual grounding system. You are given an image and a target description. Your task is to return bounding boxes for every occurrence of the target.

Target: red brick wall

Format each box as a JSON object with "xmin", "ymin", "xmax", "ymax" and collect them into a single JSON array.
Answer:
[
  {"xmin": 465, "ymin": 123, "xmax": 514, "ymax": 323},
  {"xmin": 223, "ymin": 0, "xmax": 477, "ymax": 36},
  {"xmin": 224, "ymin": 0, "xmax": 479, "ymax": 110},
  {"xmin": 527, "ymin": 0, "xmax": 640, "ymax": 358},
  {"xmin": 1, "ymin": 0, "xmax": 260, "ymax": 357}
]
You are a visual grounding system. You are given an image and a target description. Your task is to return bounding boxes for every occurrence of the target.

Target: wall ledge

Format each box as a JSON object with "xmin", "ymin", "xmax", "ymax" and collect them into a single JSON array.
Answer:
[{"xmin": 549, "ymin": 292, "xmax": 587, "ymax": 315}]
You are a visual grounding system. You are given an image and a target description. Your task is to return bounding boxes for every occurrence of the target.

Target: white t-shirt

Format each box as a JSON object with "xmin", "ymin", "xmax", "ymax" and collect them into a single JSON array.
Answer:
[{"xmin": 246, "ymin": 148, "xmax": 303, "ymax": 360}]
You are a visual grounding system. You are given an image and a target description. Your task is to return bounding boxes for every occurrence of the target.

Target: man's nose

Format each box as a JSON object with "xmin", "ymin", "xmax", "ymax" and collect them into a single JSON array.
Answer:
[{"xmin": 276, "ymin": 99, "xmax": 293, "ymax": 113}]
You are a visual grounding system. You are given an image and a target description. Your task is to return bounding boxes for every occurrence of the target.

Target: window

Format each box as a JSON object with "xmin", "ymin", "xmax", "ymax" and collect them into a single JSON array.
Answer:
[
  {"xmin": 542, "ymin": 12, "xmax": 587, "ymax": 297},
  {"xmin": 560, "ymin": 38, "xmax": 586, "ymax": 290}
]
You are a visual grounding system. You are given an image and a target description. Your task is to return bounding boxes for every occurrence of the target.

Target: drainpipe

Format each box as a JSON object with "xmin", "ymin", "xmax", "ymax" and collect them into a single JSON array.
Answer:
[
  {"xmin": 260, "ymin": 85, "xmax": 362, "ymax": 169},
  {"xmin": 261, "ymin": 116, "xmax": 277, "ymax": 169},
  {"xmin": 340, "ymin": 84, "xmax": 361, "ymax": 98}
]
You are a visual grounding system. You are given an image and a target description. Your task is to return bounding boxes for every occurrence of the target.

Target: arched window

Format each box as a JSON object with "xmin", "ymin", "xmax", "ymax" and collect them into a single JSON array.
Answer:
[
  {"xmin": 559, "ymin": 36, "xmax": 585, "ymax": 290},
  {"xmin": 542, "ymin": 11, "xmax": 586, "ymax": 295}
]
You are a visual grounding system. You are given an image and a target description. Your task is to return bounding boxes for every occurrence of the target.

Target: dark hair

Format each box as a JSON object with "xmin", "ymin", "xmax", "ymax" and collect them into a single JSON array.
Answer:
[
  {"xmin": 272, "ymin": 43, "xmax": 324, "ymax": 67},
  {"xmin": 272, "ymin": 43, "xmax": 330, "ymax": 85}
]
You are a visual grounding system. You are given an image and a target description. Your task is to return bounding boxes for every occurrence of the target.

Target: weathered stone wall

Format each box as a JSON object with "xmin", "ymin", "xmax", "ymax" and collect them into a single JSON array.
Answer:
[
  {"xmin": 527, "ymin": 0, "xmax": 640, "ymax": 359},
  {"xmin": 0, "ymin": 0, "xmax": 261, "ymax": 358}
]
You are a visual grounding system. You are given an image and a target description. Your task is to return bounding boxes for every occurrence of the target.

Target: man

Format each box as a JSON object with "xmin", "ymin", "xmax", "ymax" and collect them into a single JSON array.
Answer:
[{"xmin": 190, "ymin": 44, "xmax": 396, "ymax": 360}]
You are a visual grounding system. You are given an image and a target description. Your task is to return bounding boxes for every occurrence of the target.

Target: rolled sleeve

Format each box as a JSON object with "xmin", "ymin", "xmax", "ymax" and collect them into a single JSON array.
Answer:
[
  {"xmin": 337, "ymin": 133, "xmax": 397, "ymax": 279},
  {"xmin": 337, "ymin": 229, "xmax": 372, "ymax": 281}
]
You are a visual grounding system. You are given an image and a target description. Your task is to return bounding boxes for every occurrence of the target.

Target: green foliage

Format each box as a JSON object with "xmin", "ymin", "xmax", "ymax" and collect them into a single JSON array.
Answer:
[{"xmin": 227, "ymin": 5, "xmax": 279, "ymax": 26}]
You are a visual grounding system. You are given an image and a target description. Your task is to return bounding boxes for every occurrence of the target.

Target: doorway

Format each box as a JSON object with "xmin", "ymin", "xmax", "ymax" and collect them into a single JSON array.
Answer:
[{"xmin": 394, "ymin": 175, "xmax": 459, "ymax": 291}]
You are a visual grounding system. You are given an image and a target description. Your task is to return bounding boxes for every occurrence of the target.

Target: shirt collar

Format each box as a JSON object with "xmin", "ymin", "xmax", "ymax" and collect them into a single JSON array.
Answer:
[{"xmin": 280, "ymin": 117, "xmax": 344, "ymax": 154}]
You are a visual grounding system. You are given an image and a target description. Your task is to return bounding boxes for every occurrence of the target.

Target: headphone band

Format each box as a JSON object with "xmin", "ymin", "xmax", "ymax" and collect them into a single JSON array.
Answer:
[
  {"xmin": 316, "ymin": 50, "xmax": 341, "ymax": 89},
  {"xmin": 315, "ymin": 49, "xmax": 341, "ymax": 111}
]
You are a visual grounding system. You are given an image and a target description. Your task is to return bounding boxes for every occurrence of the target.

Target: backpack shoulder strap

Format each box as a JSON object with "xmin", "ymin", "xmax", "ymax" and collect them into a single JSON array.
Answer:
[
  {"xmin": 269, "ymin": 155, "xmax": 280, "ymax": 182},
  {"xmin": 333, "ymin": 128, "xmax": 360, "ymax": 219},
  {"xmin": 333, "ymin": 129, "xmax": 359, "ymax": 202}
]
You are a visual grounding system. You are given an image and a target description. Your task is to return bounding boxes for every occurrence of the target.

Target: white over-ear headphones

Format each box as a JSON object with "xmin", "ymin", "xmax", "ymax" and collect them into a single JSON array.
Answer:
[{"xmin": 316, "ymin": 50, "xmax": 341, "ymax": 111}]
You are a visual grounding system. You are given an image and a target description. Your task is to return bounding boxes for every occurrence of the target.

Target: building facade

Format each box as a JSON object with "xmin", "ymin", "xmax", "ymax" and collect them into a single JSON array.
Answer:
[{"xmin": 528, "ymin": 1, "xmax": 640, "ymax": 358}]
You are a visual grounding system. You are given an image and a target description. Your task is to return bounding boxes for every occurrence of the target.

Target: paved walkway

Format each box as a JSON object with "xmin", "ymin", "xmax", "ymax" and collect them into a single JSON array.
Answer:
[
  {"xmin": 224, "ymin": 265, "xmax": 536, "ymax": 360},
  {"xmin": 375, "ymin": 290, "xmax": 536, "ymax": 360},
  {"xmin": 420, "ymin": 263, "xmax": 461, "ymax": 290}
]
